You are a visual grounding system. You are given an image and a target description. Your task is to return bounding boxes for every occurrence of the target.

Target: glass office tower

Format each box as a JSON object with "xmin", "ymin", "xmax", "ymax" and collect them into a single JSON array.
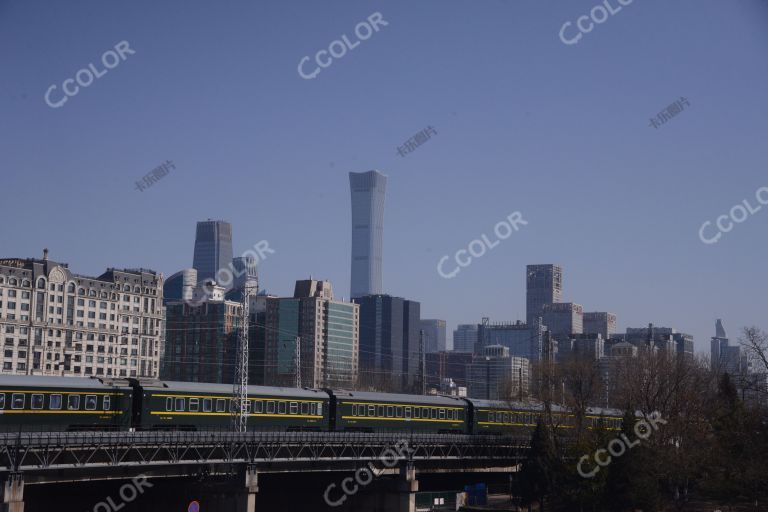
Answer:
[
  {"xmin": 192, "ymin": 219, "xmax": 234, "ymax": 288},
  {"xmin": 349, "ymin": 170, "xmax": 387, "ymax": 299}
]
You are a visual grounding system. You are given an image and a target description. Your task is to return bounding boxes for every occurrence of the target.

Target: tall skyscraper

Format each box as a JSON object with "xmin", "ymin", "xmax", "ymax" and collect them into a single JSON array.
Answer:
[
  {"xmin": 453, "ymin": 324, "xmax": 478, "ymax": 353},
  {"xmin": 349, "ymin": 170, "xmax": 387, "ymax": 299},
  {"xmin": 420, "ymin": 319, "xmax": 447, "ymax": 353},
  {"xmin": 526, "ymin": 264, "xmax": 563, "ymax": 326},
  {"xmin": 192, "ymin": 220, "xmax": 233, "ymax": 288}
]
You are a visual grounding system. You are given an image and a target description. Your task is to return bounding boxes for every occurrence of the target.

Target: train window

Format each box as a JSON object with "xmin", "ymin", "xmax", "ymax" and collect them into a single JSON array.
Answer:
[
  {"xmin": 310, "ymin": 403, "xmax": 317, "ymax": 415},
  {"xmin": 189, "ymin": 398, "xmax": 199, "ymax": 412},
  {"xmin": 317, "ymin": 403, "xmax": 322, "ymax": 416},
  {"xmin": 85, "ymin": 395, "xmax": 97, "ymax": 410},
  {"xmin": 421, "ymin": 408, "xmax": 428, "ymax": 418},
  {"xmin": 165, "ymin": 398, "xmax": 173, "ymax": 411},
  {"xmin": 357, "ymin": 405, "xmax": 365, "ymax": 417},
  {"xmin": 386, "ymin": 406, "xmax": 393, "ymax": 418},
  {"xmin": 278, "ymin": 402, "xmax": 286, "ymax": 414},
  {"xmin": 203, "ymin": 399, "xmax": 212, "ymax": 412},
  {"xmin": 396, "ymin": 406, "xmax": 403, "ymax": 417},
  {"xmin": 439, "ymin": 409, "xmax": 446, "ymax": 420},
  {"xmin": 431, "ymin": 408, "xmax": 437, "ymax": 419},
  {"xmin": 174, "ymin": 398, "xmax": 185, "ymax": 411},
  {"xmin": 405, "ymin": 407, "xmax": 411, "ymax": 419},
  {"xmin": 49, "ymin": 394, "xmax": 61, "ymax": 410},
  {"xmin": 414, "ymin": 408, "xmax": 420, "ymax": 419},
  {"xmin": 504, "ymin": 413, "xmax": 510, "ymax": 424},
  {"xmin": 290, "ymin": 402, "xmax": 298, "ymax": 414},
  {"xmin": 12, "ymin": 394, "xmax": 24, "ymax": 409},
  {"xmin": 67, "ymin": 395, "xmax": 80, "ymax": 410},
  {"xmin": 0, "ymin": 393, "xmax": 4, "ymax": 409},
  {"xmin": 301, "ymin": 403, "xmax": 308, "ymax": 415},
  {"xmin": 255, "ymin": 401, "xmax": 263, "ymax": 414},
  {"xmin": 351, "ymin": 404, "xmax": 357, "ymax": 416},
  {"xmin": 103, "ymin": 396, "xmax": 111, "ymax": 410},
  {"xmin": 267, "ymin": 401, "xmax": 275, "ymax": 414},
  {"xmin": 216, "ymin": 399, "xmax": 226, "ymax": 413},
  {"xmin": 245, "ymin": 401, "xmax": 252, "ymax": 413},
  {"xmin": 367, "ymin": 405, "xmax": 374, "ymax": 417},
  {"xmin": 377, "ymin": 406, "xmax": 384, "ymax": 417},
  {"xmin": 31, "ymin": 394, "xmax": 44, "ymax": 410}
]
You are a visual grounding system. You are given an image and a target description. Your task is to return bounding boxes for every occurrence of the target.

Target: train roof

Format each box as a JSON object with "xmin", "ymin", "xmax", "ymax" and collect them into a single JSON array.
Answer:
[
  {"xmin": 332, "ymin": 390, "xmax": 467, "ymax": 407},
  {"xmin": 141, "ymin": 380, "xmax": 330, "ymax": 399},
  {"xmin": 0, "ymin": 375, "xmax": 128, "ymax": 389}
]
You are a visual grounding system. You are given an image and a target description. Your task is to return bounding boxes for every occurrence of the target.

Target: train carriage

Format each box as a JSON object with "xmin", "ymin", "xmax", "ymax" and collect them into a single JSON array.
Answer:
[
  {"xmin": 0, "ymin": 375, "xmax": 132, "ymax": 432},
  {"xmin": 138, "ymin": 380, "xmax": 331, "ymax": 431},
  {"xmin": 332, "ymin": 390, "xmax": 468, "ymax": 434}
]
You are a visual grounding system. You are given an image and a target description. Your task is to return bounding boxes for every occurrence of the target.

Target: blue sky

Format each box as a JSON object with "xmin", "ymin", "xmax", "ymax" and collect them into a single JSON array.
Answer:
[{"xmin": 1, "ymin": 0, "xmax": 767, "ymax": 352}]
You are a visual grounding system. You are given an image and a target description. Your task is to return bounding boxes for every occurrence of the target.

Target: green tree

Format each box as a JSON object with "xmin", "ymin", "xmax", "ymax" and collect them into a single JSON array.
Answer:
[{"xmin": 517, "ymin": 419, "xmax": 558, "ymax": 511}]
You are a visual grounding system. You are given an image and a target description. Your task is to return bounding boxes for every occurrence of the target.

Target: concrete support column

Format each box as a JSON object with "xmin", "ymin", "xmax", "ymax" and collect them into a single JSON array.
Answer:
[
  {"xmin": 234, "ymin": 467, "xmax": 258, "ymax": 512},
  {"xmin": 383, "ymin": 462, "xmax": 418, "ymax": 512},
  {"xmin": 2, "ymin": 473, "xmax": 24, "ymax": 512}
]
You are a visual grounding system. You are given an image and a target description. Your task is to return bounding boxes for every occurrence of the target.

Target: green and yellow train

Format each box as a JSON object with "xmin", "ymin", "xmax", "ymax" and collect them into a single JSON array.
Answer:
[{"xmin": 0, "ymin": 375, "xmax": 623, "ymax": 435}]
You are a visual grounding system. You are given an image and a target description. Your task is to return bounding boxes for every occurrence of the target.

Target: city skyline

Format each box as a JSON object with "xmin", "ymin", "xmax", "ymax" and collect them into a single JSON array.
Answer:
[{"xmin": 3, "ymin": 1, "xmax": 767, "ymax": 356}]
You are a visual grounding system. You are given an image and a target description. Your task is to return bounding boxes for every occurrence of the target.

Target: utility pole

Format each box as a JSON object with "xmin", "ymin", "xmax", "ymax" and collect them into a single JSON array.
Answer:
[
  {"xmin": 295, "ymin": 336, "xmax": 302, "ymax": 388},
  {"xmin": 232, "ymin": 284, "xmax": 256, "ymax": 433}
]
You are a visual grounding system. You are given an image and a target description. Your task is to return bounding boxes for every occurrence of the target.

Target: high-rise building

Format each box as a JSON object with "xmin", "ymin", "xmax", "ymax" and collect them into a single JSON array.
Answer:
[
  {"xmin": 349, "ymin": 170, "xmax": 387, "ymax": 299},
  {"xmin": 264, "ymin": 280, "xmax": 359, "ymax": 389},
  {"xmin": 583, "ymin": 312, "xmax": 617, "ymax": 339},
  {"xmin": 452, "ymin": 324, "xmax": 478, "ymax": 353},
  {"xmin": 624, "ymin": 325, "xmax": 693, "ymax": 358},
  {"xmin": 476, "ymin": 319, "xmax": 546, "ymax": 362},
  {"xmin": 192, "ymin": 220, "xmax": 234, "ymax": 288},
  {"xmin": 711, "ymin": 319, "xmax": 746, "ymax": 375},
  {"xmin": 161, "ymin": 299, "xmax": 241, "ymax": 384},
  {"xmin": 468, "ymin": 345, "xmax": 530, "ymax": 401},
  {"xmin": 225, "ymin": 256, "xmax": 259, "ymax": 302},
  {"xmin": 355, "ymin": 294, "xmax": 421, "ymax": 393},
  {"xmin": 0, "ymin": 252, "xmax": 163, "ymax": 378},
  {"xmin": 526, "ymin": 264, "xmax": 563, "ymax": 326},
  {"xmin": 420, "ymin": 319, "xmax": 447, "ymax": 353},
  {"xmin": 542, "ymin": 302, "xmax": 583, "ymax": 336}
]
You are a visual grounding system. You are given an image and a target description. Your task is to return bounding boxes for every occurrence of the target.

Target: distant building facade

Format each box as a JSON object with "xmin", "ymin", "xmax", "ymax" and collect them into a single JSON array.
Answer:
[
  {"xmin": 265, "ymin": 280, "xmax": 359, "ymax": 389},
  {"xmin": 0, "ymin": 252, "xmax": 163, "ymax": 378},
  {"xmin": 526, "ymin": 264, "xmax": 563, "ymax": 326},
  {"xmin": 425, "ymin": 351, "xmax": 473, "ymax": 391},
  {"xmin": 355, "ymin": 294, "xmax": 421, "ymax": 393},
  {"xmin": 583, "ymin": 312, "xmax": 617, "ymax": 339},
  {"xmin": 162, "ymin": 299, "xmax": 241, "ymax": 383},
  {"xmin": 468, "ymin": 345, "xmax": 530, "ymax": 400},
  {"xmin": 349, "ymin": 170, "xmax": 387, "ymax": 299},
  {"xmin": 420, "ymin": 319, "xmax": 447, "ymax": 353},
  {"xmin": 192, "ymin": 220, "xmax": 233, "ymax": 289},
  {"xmin": 710, "ymin": 319, "xmax": 747, "ymax": 375},
  {"xmin": 477, "ymin": 319, "xmax": 546, "ymax": 362},
  {"xmin": 452, "ymin": 324, "xmax": 478, "ymax": 353},
  {"xmin": 163, "ymin": 268, "xmax": 197, "ymax": 305},
  {"xmin": 541, "ymin": 302, "xmax": 583, "ymax": 336}
]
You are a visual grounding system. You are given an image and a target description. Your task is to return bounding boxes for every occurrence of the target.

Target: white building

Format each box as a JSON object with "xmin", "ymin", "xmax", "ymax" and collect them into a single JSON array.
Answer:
[{"xmin": 0, "ymin": 251, "xmax": 164, "ymax": 378}]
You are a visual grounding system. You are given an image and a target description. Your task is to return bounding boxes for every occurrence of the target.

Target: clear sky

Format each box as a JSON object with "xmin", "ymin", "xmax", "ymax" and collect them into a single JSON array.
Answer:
[{"xmin": 1, "ymin": 0, "xmax": 767, "ymax": 353}]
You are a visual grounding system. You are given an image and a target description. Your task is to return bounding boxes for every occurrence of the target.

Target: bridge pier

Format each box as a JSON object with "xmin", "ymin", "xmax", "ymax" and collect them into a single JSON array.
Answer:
[
  {"xmin": 1, "ymin": 473, "xmax": 24, "ymax": 512},
  {"xmin": 235, "ymin": 466, "xmax": 258, "ymax": 512},
  {"xmin": 356, "ymin": 462, "xmax": 418, "ymax": 512}
]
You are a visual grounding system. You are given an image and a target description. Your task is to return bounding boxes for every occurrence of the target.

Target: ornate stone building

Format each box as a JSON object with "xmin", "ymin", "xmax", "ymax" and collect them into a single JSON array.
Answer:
[{"xmin": 0, "ymin": 251, "xmax": 163, "ymax": 378}]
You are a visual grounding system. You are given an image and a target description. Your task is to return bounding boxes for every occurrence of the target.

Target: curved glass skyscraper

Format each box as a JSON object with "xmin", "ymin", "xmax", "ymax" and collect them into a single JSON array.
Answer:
[{"xmin": 349, "ymin": 170, "xmax": 387, "ymax": 299}]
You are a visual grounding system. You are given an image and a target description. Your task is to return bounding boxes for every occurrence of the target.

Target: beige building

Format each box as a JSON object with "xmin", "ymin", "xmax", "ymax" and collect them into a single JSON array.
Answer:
[{"xmin": 0, "ymin": 251, "xmax": 164, "ymax": 378}]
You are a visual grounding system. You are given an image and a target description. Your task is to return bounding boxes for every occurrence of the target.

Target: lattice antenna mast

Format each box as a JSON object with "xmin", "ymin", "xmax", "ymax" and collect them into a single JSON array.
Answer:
[
  {"xmin": 295, "ymin": 336, "xmax": 302, "ymax": 388},
  {"xmin": 232, "ymin": 283, "xmax": 257, "ymax": 433}
]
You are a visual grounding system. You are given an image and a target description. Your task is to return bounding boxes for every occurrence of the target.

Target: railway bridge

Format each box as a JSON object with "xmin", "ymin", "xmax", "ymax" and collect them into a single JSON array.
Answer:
[{"xmin": 0, "ymin": 430, "xmax": 530, "ymax": 512}]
